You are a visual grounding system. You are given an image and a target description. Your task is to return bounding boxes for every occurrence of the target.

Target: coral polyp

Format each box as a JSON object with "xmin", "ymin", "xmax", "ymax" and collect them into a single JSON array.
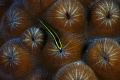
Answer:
[
  {"xmin": 21, "ymin": 27, "xmax": 45, "ymax": 53},
  {"xmin": 43, "ymin": 0, "xmax": 86, "ymax": 35},
  {"xmin": 0, "ymin": 39, "xmax": 36, "ymax": 79},
  {"xmin": 1, "ymin": 5, "xmax": 32, "ymax": 41},
  {"xmin": 89, "ymin": 0, "xmax": 120, "ymax": 38},
  {"xmin": 54, "ymin": 61, "xmax": 97, "ymax": 80},
  {"xmin": 40, "ymin": 34, "xmax": 83, "ymax": 74},
  {"xmin": 84, "ymin": 38, "xmax": 120, "ymax": 79}
]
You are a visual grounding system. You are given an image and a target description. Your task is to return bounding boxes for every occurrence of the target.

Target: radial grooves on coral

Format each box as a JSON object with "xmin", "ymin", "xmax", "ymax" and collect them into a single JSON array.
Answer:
[
  {"xmin": 40, "ymin": 0, "xmax": 56, "ymax": 14},
  {"xmin": 40, "ymin": 34, "xmax": 83, "ymax": 74},
  {"xmin": 1, "ymin": 5, "xmax": 33, "ymax": 41},
  {"xmin": 43, "ymin": 0, "xmax": 86, "ymax": 35},
  {"xmin": 89, "ymin": 0, "xmax": 120, "ymax": 38},
  {"xmin": 0, "ymin": 0, "xmax": 13, "ymax": 21},
  {"xmin": 21, "ymin": 27, "xmax": 45, "ymax": 53},
  {"xmin": 0, "ymin": 29, "xmax": 5, "ymax": 48},
  {"xmin": 54, "ymin": 61, "xmax": 97, "ymax": 80},
  {"xmin": 84, "ymin": 38, "xmax": 120, "ymax": 79},
  {"xmin": 24, "ymin": 69, "xmax": 51, "ymax": 80},
  {"xmin": 22, "ymin": 0, "xmax": 56, "ymax": 17},
  {"xmin": 0, "ymin": 38, "xmax": 36, "ymax": 79},
  {"xmin": 77, "ymin": 0, "xmax": 98, "ymax": 7}
]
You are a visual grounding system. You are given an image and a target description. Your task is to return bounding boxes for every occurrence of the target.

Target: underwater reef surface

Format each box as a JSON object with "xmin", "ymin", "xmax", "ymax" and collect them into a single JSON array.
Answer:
[{"xmin": 0, "ymin": 0, "xmax": 120, "ymax": 80}]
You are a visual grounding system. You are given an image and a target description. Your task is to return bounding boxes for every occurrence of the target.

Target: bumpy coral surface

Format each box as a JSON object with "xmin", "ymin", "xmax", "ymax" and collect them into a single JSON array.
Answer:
[{"xmin": 1, "ymin": 0, "xmax": 120, "ymax": 80}]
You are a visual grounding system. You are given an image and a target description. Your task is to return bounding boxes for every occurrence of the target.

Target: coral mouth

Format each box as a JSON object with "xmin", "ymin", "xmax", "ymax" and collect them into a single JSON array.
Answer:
[
  {"xmin": 106, "ymin": 12, "xmax": 111, "ymax": 19},
  {"xmin": 66, "ymin": 12, "xmax": 71, "ymax": 20},
  {"xmin": 103, "ymin": 53, "xmax": 109, "ymax": 63},
  {"xmin": 59, "ymin": 47, "xmax": 65, "ymax": 55}
]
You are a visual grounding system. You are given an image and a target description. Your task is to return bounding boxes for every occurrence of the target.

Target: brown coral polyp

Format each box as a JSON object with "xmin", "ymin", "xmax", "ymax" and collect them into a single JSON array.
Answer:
[
  {"xmin": 43, "ymin": 0, "xmax": 86, "ymax": 35},
  {"xmin": 0, "ymin": 38, "xmax": 37, "ymax": 79},
  {"xmin": 84, "ymin": 38, "xmax": 120, "ymax": 79},
  {"xmin": 40, "ymin": 34, "xmax": 83, "ymax": 74},
  {"xmin": 1, "ymin": 5, "xmax": 33, "ymax": 41},
  {"xmin": 89, "ymin": 0, "xmax": 120, "ymax": 38},
  {"xmin": 54, "ymin": 61, "xmax": 97, "ymax": 80},
  {"xmin": 21, "ymin": 27, "xmax": 45, "ymax": 53}
]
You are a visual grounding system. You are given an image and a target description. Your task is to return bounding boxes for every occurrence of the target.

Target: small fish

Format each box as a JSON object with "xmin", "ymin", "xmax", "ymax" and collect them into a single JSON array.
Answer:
[{"xmin": 38, "ymin": 19, "xmax": 62, "ymax": 50}]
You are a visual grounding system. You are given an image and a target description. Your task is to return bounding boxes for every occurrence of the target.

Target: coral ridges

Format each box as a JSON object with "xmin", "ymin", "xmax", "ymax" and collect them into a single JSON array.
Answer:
[{"xmin": 1, "ymin": 0, "xmax": 120, "ymax": 80}]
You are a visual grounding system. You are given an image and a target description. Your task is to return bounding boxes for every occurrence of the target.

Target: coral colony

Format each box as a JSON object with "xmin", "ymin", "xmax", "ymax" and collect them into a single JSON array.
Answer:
[{"xmin": 0, "ymin": 0, "xmax": 120, "ymax": 80}]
